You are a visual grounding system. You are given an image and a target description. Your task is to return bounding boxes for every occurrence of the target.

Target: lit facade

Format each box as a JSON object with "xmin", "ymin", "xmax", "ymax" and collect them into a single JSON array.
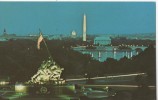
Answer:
[{"xmin": 94, "ymin": 37, "xmax": 111, "ymax": 45}]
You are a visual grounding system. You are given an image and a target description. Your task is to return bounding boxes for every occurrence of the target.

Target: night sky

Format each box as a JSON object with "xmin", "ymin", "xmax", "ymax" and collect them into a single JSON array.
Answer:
[{"xmin": 0, "ymin": 2, "xmax": 156, "ymax": 35}]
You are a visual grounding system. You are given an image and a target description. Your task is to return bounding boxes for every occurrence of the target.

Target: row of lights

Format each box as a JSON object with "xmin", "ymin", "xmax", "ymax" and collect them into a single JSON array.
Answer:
[
  {"xmin": 119, "ymin": 44, "xmax": 144, "ymax": 47},
  {"xmin": 0, "ymin": 81, "xmax": 9, "ymax": 85}
]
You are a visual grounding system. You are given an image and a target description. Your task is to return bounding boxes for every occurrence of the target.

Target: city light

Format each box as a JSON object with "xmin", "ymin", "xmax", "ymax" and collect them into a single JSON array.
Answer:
[
  {"xmin": 15, "ymin": 84, "xmax": 27, "ymax": 93},
  {"xmin": 0, "ymin": 81, "xmax": 9, "ymax": 85}
]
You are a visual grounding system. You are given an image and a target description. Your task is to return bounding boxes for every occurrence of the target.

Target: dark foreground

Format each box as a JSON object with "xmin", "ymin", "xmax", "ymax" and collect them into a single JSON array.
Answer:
[{"xmin": 0, "ymin": 83, "xmax": 156, "ymax": 100}]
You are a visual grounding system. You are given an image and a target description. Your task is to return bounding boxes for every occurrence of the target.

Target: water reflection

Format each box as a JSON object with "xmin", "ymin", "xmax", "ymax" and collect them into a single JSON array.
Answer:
[
  {"xmin": 90, "ymin": 51, "xmax": 135, "ymax": 62},
  {"xmin": 73, "ymin": 46, "xmax": 147, "ymax": 62}
]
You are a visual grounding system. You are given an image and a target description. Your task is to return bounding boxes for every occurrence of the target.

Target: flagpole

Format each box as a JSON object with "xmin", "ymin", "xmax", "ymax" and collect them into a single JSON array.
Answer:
[{"xmin": 39, "ymin": 29, "xmax": 53, "ymax": 61}]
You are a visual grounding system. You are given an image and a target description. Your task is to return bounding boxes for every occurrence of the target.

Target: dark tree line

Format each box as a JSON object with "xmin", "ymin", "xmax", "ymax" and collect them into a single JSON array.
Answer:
[
  {"xmin": 0, "ymin": 39, "xmax": 156, "ymax": 85},
  {"xmin": 111, "ymin": 37, "xmax": 155, "ymax": 46}
]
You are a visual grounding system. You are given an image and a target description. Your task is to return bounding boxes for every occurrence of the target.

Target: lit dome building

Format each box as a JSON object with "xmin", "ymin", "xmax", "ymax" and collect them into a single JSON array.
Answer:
[{"xmin": 71, "ymin": 30, "xmax": 77, "ymax": 38}]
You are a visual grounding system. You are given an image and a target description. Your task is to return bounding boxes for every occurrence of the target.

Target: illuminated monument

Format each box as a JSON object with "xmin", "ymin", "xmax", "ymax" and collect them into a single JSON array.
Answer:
[
  {"xmin": 29, "ymin": 57, "xmax": 64, "ymax": 84},
  {"xmin": 28, "ymin": 31, "xmax": 64, "ymax": 85},
  {"xmin": 83, "ymin": 14, "xmax": 87, "ymax": 41},
  {"xmin": 14, "ymin": 31, "xmax": 76, "ymax": 98}
]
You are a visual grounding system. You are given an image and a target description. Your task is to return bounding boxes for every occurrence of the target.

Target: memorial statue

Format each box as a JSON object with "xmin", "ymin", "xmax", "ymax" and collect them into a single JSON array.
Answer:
[{"xmin": 28, "ymin": 30, "xmax": 64, "ymax": 85}]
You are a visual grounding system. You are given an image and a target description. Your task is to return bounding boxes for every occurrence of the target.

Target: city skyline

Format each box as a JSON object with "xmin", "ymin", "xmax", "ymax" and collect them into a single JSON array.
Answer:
[{"xmin": 0, "ymin": 2, "xmax": 156, "ymax": 35}]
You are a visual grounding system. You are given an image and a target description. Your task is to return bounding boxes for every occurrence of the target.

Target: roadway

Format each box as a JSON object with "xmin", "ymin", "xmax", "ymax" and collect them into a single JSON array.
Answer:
[{"xmin": 0, "ymin": 73, "xmax": 156, "ymax": 100}]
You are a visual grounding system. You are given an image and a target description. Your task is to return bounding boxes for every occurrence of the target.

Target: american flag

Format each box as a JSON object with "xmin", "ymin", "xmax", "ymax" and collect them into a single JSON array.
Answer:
[{"xmin": 37, "ymin": 33, "xmax": 43, "ymax": 50}]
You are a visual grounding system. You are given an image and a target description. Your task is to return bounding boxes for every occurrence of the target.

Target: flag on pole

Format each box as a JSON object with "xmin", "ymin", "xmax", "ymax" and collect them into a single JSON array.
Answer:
[{"xmin": 37, "ymin": 33, "xmax": 43, "ymax": 50}]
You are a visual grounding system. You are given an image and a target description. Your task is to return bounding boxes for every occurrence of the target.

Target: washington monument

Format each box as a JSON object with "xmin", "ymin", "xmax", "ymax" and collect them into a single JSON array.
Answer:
[{"xmin": 83, "ymin": 14, "xmax": 87, "ymax": 41}]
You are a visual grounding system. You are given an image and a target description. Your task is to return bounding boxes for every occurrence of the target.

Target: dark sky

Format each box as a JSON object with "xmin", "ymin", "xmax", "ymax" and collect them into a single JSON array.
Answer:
[{"xmin": 0, "ymin": 2, "xmax": 156, "ymax": 35}]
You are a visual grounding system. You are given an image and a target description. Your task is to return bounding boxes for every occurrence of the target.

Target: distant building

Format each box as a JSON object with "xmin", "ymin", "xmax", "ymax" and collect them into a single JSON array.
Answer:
[
  {"xmin": 0, "ymin": 29, "xmax": 37, "ymax": 41},
  {"xmin": 2, "ymin": 28, "xmax": 16, "ymax": 37},
  {"xmin": 71, "ymin": 30, "xmax": 77, "ymax": 38},
  {"xmin": 3, "ymin": 28, "xmax": 7, "ymax": 36},
  {"xmin": 94, "ymin": 37, "xmax": 111, "ymax": 45},
  {"xmin": 0, "ymin": 38, "xmax": 8, "ymax": 41},
  {"xmin": 48, "ymin": 35, "xmax": 62, "ymax": 40}
]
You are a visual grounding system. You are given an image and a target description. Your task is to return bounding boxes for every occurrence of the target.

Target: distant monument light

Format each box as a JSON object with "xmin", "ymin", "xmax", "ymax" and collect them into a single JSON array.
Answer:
[{"xmin": 83, "ymin": 14, "xmax": 87, "ymax": 41}]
